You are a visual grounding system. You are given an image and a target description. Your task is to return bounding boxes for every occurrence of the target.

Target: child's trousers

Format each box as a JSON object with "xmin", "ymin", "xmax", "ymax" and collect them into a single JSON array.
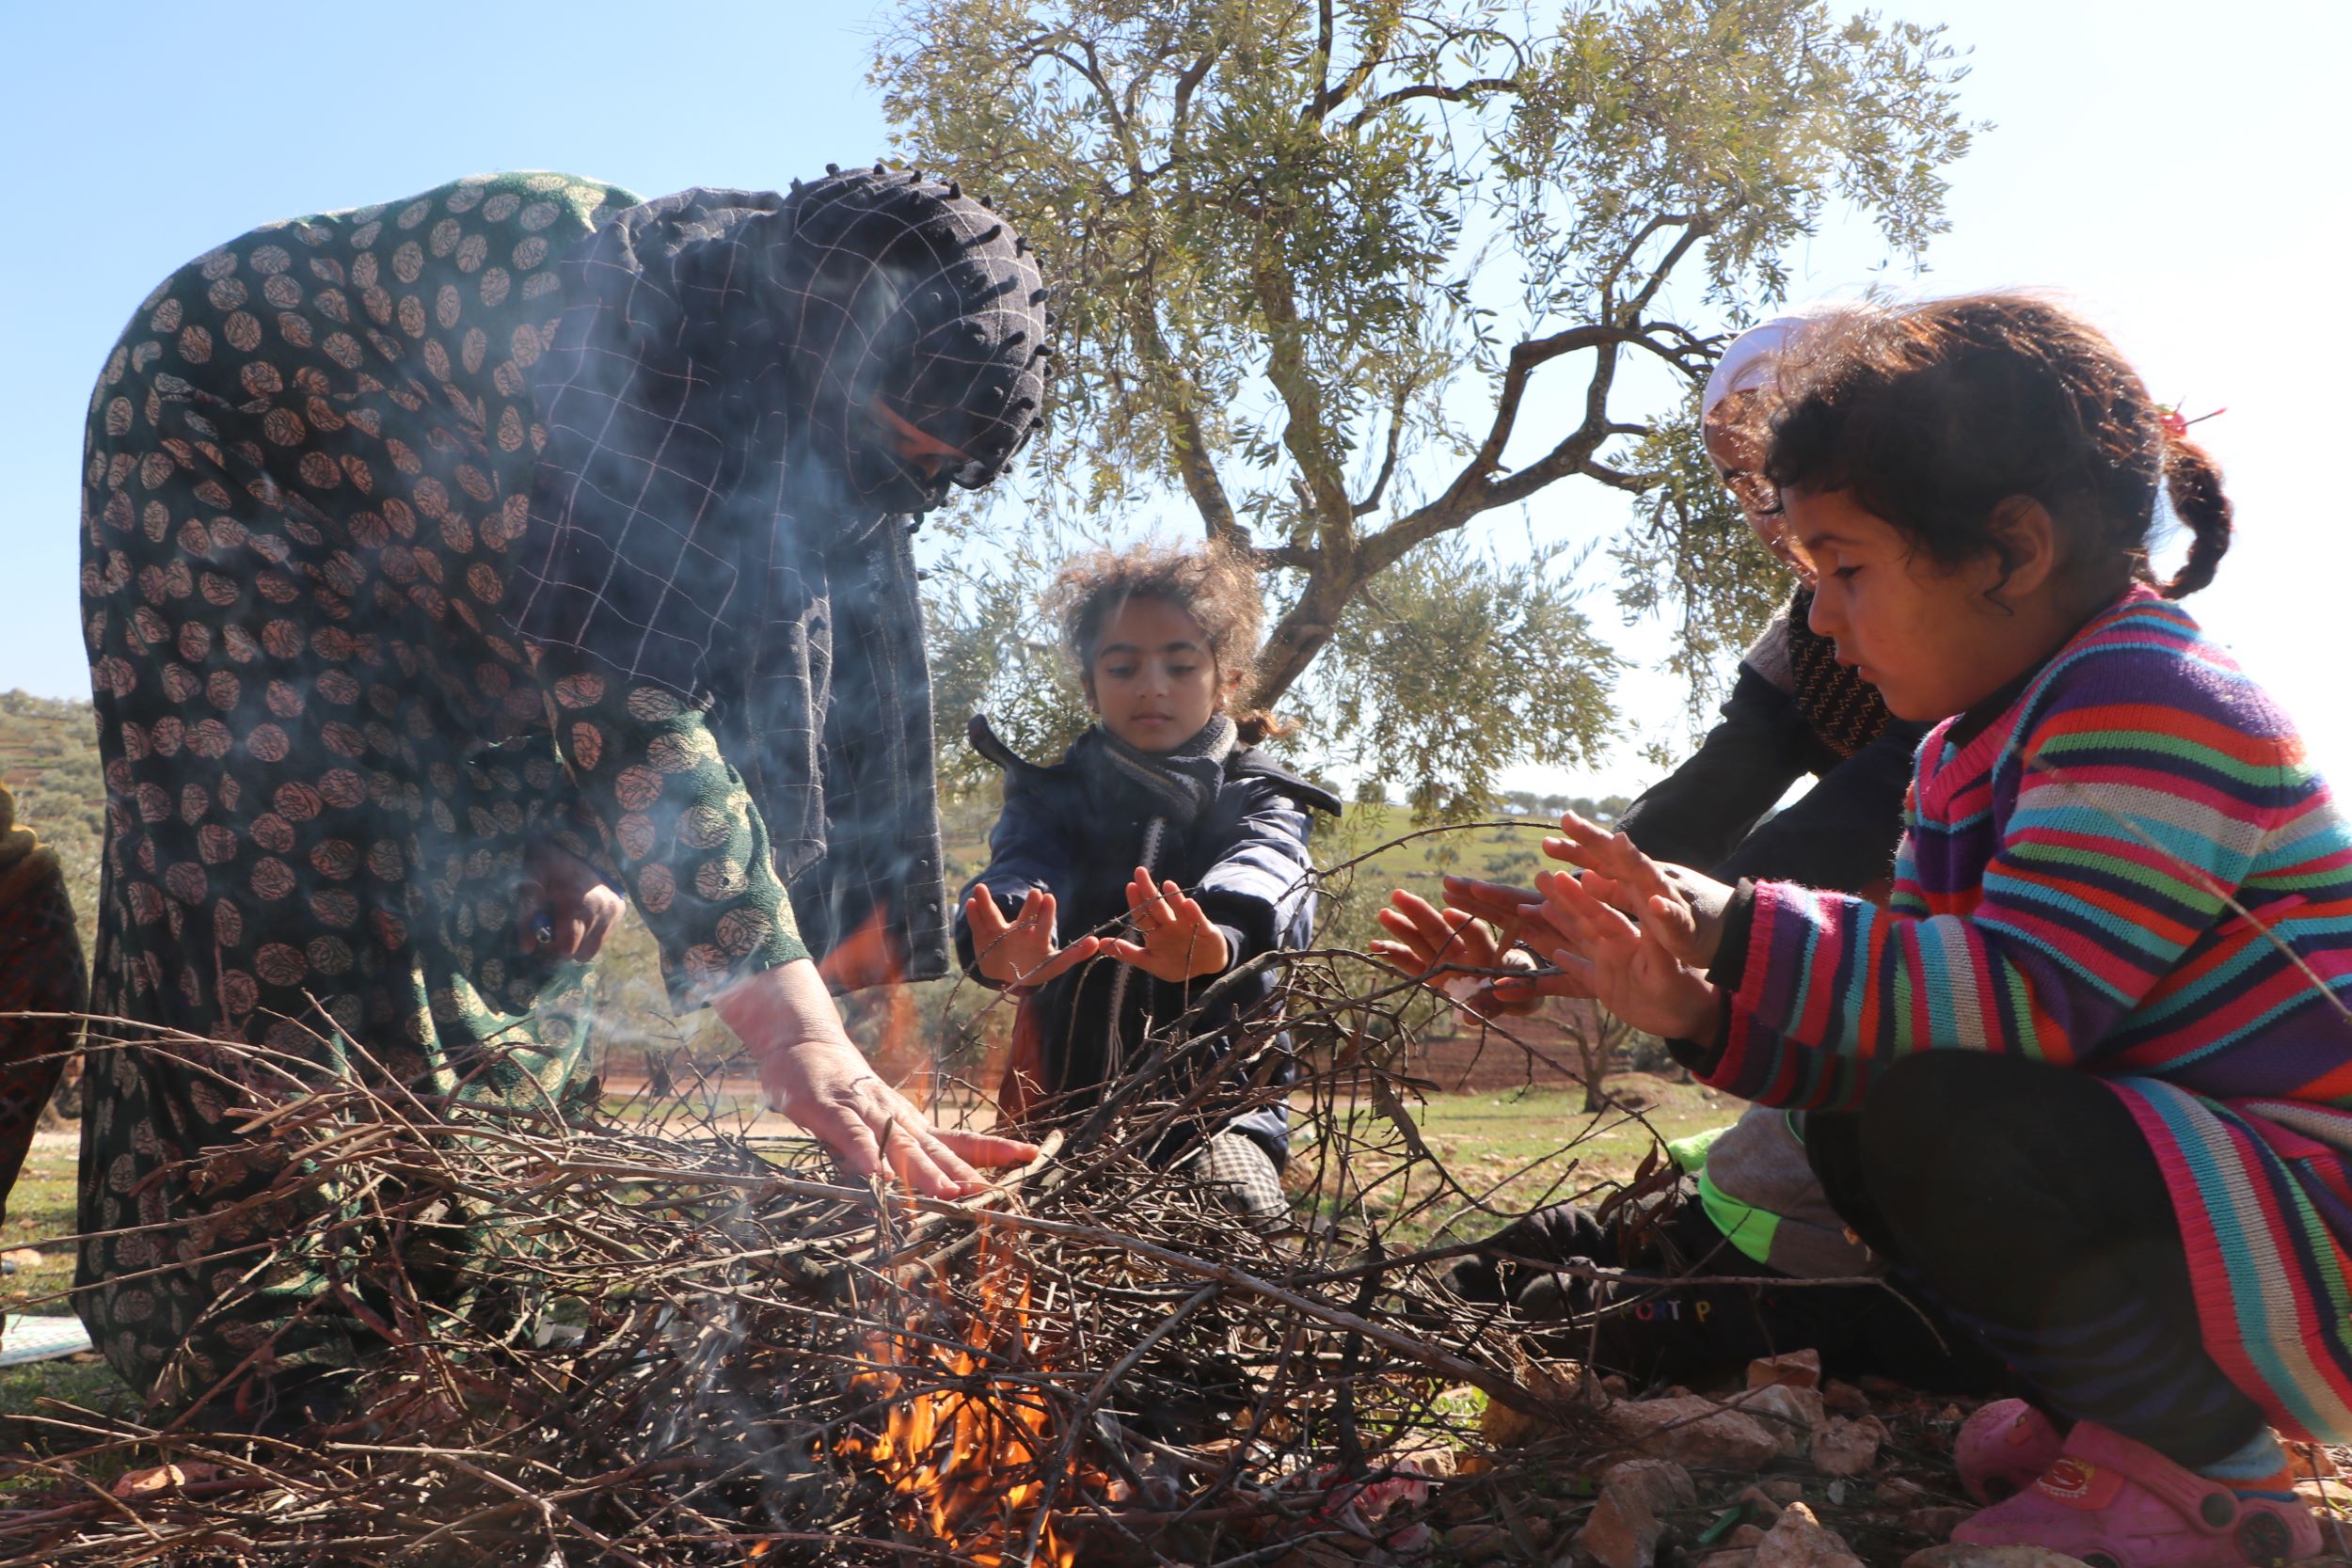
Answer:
[
  {"xmin": 1807, "ymin": 1053, "xmax": 2271, "ymax": 1467},
  {"xmin": 1448, "ymin": 1184, "xmax": 2004, "ymax": 1391}
]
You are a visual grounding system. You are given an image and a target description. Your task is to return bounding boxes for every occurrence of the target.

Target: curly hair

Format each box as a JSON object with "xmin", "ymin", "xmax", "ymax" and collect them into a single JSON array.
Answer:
[
  {"xmin": 1046, "ymin": 540, "xmax": 1286, "ymax": 741},
  {"xmin": 1763, "ymin": 293, "xmax": 2231, "ymax": 601}
]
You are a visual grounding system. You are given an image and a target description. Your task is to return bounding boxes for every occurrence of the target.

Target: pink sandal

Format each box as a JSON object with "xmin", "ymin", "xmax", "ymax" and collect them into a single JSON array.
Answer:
[
  {"xmin": 1951, "ymin": 1422, "xmax": 2319, "ymax": 1568},
  {"xmin": 1957, "ymin": 1399, "xmax": 2067, "ymax": 1502}
]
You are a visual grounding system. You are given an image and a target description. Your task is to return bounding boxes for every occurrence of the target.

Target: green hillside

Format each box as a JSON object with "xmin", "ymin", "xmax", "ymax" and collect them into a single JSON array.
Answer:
[{"xmin": 0, "ymin": 690, "xmax": 103, "ymax": 960}]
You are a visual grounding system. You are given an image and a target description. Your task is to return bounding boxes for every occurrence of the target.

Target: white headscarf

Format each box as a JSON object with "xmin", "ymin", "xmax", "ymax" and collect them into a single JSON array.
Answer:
[{"xmin": 1701, "ymin": 299, "xmax": 1856, "ymax": 417}]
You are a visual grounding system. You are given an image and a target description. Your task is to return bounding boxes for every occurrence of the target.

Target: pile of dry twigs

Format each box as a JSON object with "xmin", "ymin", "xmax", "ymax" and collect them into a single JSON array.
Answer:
[{"xmin": 2, "ymin": 921, "xmax": 1688, "ymax": 1568}]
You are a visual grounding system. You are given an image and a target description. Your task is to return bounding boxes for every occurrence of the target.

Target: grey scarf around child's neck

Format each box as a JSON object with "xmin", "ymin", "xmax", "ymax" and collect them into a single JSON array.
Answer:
[{"xmin": 1089, "ymin": 714, "xmax": 1238, "ymax": 827}]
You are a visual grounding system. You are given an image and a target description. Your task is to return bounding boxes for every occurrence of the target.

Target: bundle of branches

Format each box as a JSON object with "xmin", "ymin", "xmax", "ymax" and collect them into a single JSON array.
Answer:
[{"xmin": 0, "ymin": 932, "xmax": 1669, "ymax": 1568}]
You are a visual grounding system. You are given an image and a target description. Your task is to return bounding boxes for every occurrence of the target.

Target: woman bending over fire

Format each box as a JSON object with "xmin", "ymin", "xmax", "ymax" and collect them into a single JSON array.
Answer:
[{"xmin": 75, "ymin": 166, "xmax": 1045, "ymax": 1430}]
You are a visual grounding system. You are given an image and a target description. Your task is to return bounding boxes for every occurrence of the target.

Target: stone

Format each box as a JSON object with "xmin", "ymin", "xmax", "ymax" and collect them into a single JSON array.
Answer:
[
  {"xmin": 1600, "ymin": 1457, "xmax": 1699, "ymax": 1513},
  {"xmin": 1439, "ymin": 1522, "xmax": 1510, "ymax": 1561},
  {"xmin": 1611, "ymin": 1396, "xmax": 1785, "ymax": 1470},
  {"xmin": 1748, "ymin": 1350, "xmax": 1824, "ymax": 1391},
  {"xmin": 1905, "ymin": 1506, "xmax": 1973, "ymax": 1539},
  {"xmin": 1733, "ymin": 1484, "xmax": 1788, "ymax": 1528},
  {"xmin": 1822, "ymin": 1380, "xmax": 1871, "ymax": 1418},
  {"xmin": 1809, "ymin": 1414, "xmax": 1886, "ymax": 1478},
  {"xmin": 1760, "ymin": 1480, "xmax": 1807, "ymax": 1503},
  {"xmin": 1739, "ymin": 1384, "xmax": 1827, "ymax": 1458},
  {"xmin": 1481, "ymin": 1362, "xmax": 1601, "ymax": 1448},
  {"xmin": 1872, "ymin": 1477, "xmax": 1929, "ymax": 1507},
  {"xmin": 1900, "ymin": 1547, "xmax": 2097, "ymax": 1568},
  {"xmin": 1574, "ymin": 1488, "xmax": 1661, "ymax": 1568},
  {"xmin": 1752, "ymin": 1502, "xmax": 1865, "ymax": 1568},
  {"xmin": 1692, "ymin": 1553, "xmax": 1757, "ymax": 1568},
  {"xmin": 1386, "ymin": 1437, "xmax": 1458, "ymax": 1479},
  {"xmin": 1575, "ymin": 1459, "xmax": 1698, "ymax": 1568}
]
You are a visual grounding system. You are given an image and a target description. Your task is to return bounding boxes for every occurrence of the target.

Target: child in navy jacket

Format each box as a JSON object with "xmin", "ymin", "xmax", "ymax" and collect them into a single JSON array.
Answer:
[{"xmin": 956, "ymin": 544, "xmax": 1339, "ymax": 1229}]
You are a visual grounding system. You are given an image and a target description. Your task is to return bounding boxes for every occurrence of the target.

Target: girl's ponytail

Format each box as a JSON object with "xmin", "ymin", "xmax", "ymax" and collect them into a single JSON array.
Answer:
[
  {"xmin": 2159, "ymin": 436, "xmax": 2233, "ymax": 599},
  {"xmin": 1232, "ymin": 708, "xmax": 1296, "ymax": 747}
]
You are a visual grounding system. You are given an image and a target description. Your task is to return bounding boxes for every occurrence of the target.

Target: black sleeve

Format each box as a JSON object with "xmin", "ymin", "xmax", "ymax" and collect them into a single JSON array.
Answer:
[
  {"xmin": 1711, "ymin": 718, "xmax": 1926, "ymax": 890},
  {"xmin": 1615, "ymin": 664, "xmax": 1824, "ymax": 874}
]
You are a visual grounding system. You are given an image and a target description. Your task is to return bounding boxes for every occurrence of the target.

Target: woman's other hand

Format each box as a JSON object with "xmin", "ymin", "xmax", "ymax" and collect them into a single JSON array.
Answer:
[
  {"xmin": 1437, "ymin": 875, "xmax": 1542, "ymax": 938},
  {"xmin": 1101, "ymin": 867, "xmax": 1230, "ymax": 981},
  {"xmin": 1517, "ymin": 814, "xmax": 1725, "ymax": 1040},
  {"xmin": 713, "ymin": 958, "xmax": 1039, "ymax": 1197},
  {"xmin": 1537, "ymin": 812, "xmax": 1733, "ymax": 960},
  {"xmin": 1370, "ymin": 889, "xmax": 1587, "ymax": 1016},
  {"xmin": 963, "ymin": 884, "xmax": 1101, "ymax": 990},
  {"xmin": 518, "ymin": 843, "xmax": 625, "ymax": 960}
]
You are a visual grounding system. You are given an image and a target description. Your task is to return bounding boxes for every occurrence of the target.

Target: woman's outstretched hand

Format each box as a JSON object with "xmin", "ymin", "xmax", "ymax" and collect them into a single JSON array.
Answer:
[
  {"xmin": 1517, "ymin": 813, "xmax": 1727, "ymax": 1042},
  {"xmin": 1370, "ymin": 888, "xmax": 1590, "ymax": 1017},
  {"xmin": 1102, "ymin": 867, "xmax": 1231, "ymax": 981},
  {"xmin": 714, "ymin": 958, "xmax": 1039, "ymax": 1198},
  {"xmin": 962, "ymin": 884, "xmax": 1102, "ymax": 990}
]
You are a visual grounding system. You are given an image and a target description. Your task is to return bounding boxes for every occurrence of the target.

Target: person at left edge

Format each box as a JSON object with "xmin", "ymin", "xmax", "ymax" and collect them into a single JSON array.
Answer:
[{"xmin": 74, "ymin": 166, "xmax": 1046, "ymax": 1428}]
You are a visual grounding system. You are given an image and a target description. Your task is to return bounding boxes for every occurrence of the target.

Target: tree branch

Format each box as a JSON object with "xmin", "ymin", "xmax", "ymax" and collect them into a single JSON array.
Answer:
[
  {"xmin": 1310, "ymin": 10, "xmax": 1396, "ymax": 119},
  {"xmin": 1124, "ymin": 293, "xmax": 1242, "ymax": 546},
  {"xmin": 1253, "ymin": 543, "xmax": 1321, "ymax": 574},
  {"xmin": 1344, "ymin": 76, "xmax": 1519, "ymax": 131},
  {"xmin": 1248, "ymin": 253, "xmax": 1354, "ymax": 545},
  {"xmin": 1168, "ymin": 42, "xmax": 1222, "ymax": 152},
  {"xmin": 1354, "ymin": 382, "xmax": 1411, "ymax": 517}
]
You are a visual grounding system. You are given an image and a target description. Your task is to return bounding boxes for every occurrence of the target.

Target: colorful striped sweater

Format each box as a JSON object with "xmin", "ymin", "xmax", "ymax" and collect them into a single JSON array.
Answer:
[{"xmin": 1708, "ymin": 585, "xmax": 2352, "ymax": 1440}]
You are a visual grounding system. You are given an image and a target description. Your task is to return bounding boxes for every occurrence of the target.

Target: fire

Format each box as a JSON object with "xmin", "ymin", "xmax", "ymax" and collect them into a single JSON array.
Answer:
[
  {"xmin": 842, "ymin": 1229, "xmax": 1104, "ymax": 1567},
  {"xmin": 820, "ymin": 906, "xmax": 934, "ymax": 1111},
  {"xmin": 825, "ymin": 903, "xmax": 1099, "ymax": 1563}
]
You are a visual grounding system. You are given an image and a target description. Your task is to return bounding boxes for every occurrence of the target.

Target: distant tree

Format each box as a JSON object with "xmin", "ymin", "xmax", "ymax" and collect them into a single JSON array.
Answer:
[
  {"xmin": 880, "ymin": 0, "xmax": 1977, "ymax": 806},
  {"xmin": 1549, "ymin": 995, "xmax": 1637, "ymax": 1114}
]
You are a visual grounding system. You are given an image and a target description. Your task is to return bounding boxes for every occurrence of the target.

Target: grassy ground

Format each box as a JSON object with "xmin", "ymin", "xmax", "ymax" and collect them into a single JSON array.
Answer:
[
  {"xmin": 1301, "ymin": 1075, "xmax": 1733, "ymax": 1250},
  {"xmin": 2, "ymin": 1133, "xmax": 135, "ymax": 1425}
]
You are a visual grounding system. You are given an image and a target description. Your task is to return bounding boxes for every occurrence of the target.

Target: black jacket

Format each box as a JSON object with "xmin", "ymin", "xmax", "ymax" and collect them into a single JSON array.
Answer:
[{"xmin": 1616, "ymin": 664, "xmax": 1926, "ymax": 889}]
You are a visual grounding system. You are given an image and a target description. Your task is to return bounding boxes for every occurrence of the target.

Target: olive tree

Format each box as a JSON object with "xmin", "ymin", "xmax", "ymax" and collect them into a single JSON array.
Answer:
[{"xmin": 881, "ymin": 0, "xmax": 1976, "ymax": 800}]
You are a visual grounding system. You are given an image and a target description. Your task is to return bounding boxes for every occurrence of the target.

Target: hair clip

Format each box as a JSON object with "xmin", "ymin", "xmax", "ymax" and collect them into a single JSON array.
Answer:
[{"xmin": 2156, "ymin": 403, "xmax": 2226, "ymax": 440}]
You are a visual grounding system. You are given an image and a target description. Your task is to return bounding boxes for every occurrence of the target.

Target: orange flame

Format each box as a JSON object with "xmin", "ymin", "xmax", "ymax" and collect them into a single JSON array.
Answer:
[
  {"xmin": 841, "ymin": 1229, "xmax": 1104, "ymax": 1567},
  {"xmin": 820, "ymin": 906, "xmax": 934, "ymax": 1112}
]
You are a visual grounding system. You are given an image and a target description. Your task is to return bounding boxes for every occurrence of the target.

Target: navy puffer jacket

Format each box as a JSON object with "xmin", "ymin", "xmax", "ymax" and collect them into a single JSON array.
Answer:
[{"xmin": 954, "ymin": 717, "xmax": 1340, "ymax": 1163}]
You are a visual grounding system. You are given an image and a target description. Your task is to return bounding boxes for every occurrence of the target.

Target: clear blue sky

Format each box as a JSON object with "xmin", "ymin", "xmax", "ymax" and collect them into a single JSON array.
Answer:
[{"xmin": 4, "ymin": 1, "xmax": 2347, "ymax": 799}]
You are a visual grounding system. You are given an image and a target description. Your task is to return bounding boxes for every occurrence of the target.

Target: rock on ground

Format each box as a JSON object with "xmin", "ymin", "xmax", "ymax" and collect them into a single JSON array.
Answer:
[
  {"xmin": 1809, "ymin": 1414, "xmax": 1886, "ymax": 1477},
  {"xmin": 1752, "ymin": 1502, "xmax": 1866, "ymax": 1568},
  {"xmin": 1570, "ymin": 1459, "xmax": 1696, "ymax": 1568},
  {"xmin": 1899, "ymin": 1547, "xmax": 2097, "ymax": 1568},
  {"xmin": 1738, "ymin": 1383, "xmax": 1827, "ymax": 1459},
  {"xmin": 1748, "ymin": 1351, "xmax": 1823, "ymax": 1391},
  {"xmin": 1610, "ymin": 1395, "xmax": 1785, "ymax": 1470}
]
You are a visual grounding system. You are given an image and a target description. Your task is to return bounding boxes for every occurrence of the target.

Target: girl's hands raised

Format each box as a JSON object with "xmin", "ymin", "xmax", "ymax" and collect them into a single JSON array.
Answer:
[
  {"xmin": 1370, "ymin": 889, "xmax": 1591, "ymax": 1017},
  {"xmin": 963, "ymin": 885, "xmax": 1102, "ymax": 990},
  {"xmin": 1102, "ymin": 867, "xmax": 1231, "ymax": 981},
  {"xmin": 1517, "ymin": 814, "xmax": 1728, "ymax": 1042}
]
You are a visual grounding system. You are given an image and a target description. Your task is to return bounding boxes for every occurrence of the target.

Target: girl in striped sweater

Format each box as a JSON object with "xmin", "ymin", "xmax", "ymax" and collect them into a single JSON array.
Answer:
[{"xmin": 1525, "ymin": 295, "xmax": 2352, "ymax": 1568}]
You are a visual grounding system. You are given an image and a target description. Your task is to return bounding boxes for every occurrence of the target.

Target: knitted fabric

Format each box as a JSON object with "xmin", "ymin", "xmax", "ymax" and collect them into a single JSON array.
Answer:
[
  {"xmin": 1089, "ymin": 715, "xmax": 1238, "ymax": 827},
  {"xmin": 1783, "ymin": 586, "xmax": 1894, "ymax": 759},
  {"xmin": 1707, "ymin": 585, "xmax": 2352, "ymax": 1441}
]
